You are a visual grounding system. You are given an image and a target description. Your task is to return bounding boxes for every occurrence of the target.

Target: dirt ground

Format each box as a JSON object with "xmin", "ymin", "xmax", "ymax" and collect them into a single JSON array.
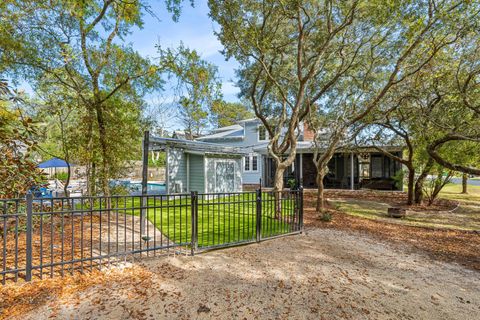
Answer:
[
  {"xmin": 2, "ymin": 226, "xmax": 479, "ymax": 320},
  {"xmin": 304, "ymin": 191, "xmax": 480, "ymax": 271},
  {"xmin": 2, "ymin": 190, "xmax": 479, "ymax": 319}
]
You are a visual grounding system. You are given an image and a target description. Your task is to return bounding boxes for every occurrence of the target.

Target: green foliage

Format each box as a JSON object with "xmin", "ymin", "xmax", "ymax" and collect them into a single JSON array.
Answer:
[
  {"xmin": 287, "ymin": 178, "xmax": 297, "ymax": 190},
  {"xmin": 159, "ymin": 43, "xmax": 222, "ymax": 135},
  {"xmin": 320, "ymin": 212, "xmax": 332, "ymax": 222},
  {"xmin": 149, "ymin": 151, "xmax": 166, "ymax": 168},
  {"xmin": 210, "ymin": 101, "xmax": 253, "ymax": 127},
  {"xmin": 0, "ymin": 91, "xmax": 43, "ymax": 198},
  {"xmin": 392, "ymin": 170, "xmax": 405, "ymax": 191},
  {"xmin": 108, "ymin": 184, "xmax": 131, "ymax": 197},
  {"xmin": 1, "ymin": 0, "xmax": 193, "ymax": 195},
  {"xmin": 52, "ymin": 172, "xmax": 69, "ymax": 181}
]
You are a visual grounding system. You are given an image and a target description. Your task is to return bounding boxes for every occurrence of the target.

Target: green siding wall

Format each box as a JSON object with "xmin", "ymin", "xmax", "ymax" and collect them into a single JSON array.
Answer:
[
  {"xmin": 189, "ymin": 154, "xmax": 205, "ymax": 192},
  {"xmin": 168, "ymin": 149, "xmax": 242, "ymax": 194}
]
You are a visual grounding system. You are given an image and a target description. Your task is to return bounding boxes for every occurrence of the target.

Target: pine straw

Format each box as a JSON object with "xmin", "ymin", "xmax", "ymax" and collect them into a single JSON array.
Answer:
[
  {"xmin": 0, "ymin": 265, "xmax": 152, "ymax": 319},
  {"xmin": 304, "ymin": 193, "xmax": 480, "ymax": 271}
]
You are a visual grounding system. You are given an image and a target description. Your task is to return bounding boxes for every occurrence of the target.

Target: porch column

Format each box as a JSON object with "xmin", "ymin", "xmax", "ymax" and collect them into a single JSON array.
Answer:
[
  {"xmin": 186, "ymin": 153, "xmax": 190, "ymax": 192},
  {"xmin": 350, "ymin": 152, "xmax": 354, "ymax": 190}
]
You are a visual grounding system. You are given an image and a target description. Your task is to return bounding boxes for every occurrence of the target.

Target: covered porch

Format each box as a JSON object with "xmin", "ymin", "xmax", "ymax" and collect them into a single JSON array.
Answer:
[{"xmin": 261, "ymin": 149, "xmax": 403, "ymax": 191}]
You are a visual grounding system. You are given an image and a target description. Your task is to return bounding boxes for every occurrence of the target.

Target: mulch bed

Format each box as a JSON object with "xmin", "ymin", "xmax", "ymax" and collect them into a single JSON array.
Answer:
[{"xmin": 303, "ymin": 191, "xmax": 480, "ymax": 271}]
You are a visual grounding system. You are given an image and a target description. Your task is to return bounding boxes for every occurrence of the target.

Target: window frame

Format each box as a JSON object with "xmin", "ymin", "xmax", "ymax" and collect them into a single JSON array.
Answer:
[
  {"xmin": 243, "ymin": 155, "xmax": 250, "ymax": 172},
  {"xmin": 243, "ymin": 153, "xmax": 259, "ymax": 173},
  {"xmin": 257, "ymin": 125, "xmax": 268, "ymax": 142}
]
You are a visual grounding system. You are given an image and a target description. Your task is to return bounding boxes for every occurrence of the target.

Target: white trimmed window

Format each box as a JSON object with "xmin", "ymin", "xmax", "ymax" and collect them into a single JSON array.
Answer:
[
  {"xmin": 244, "ymin": 154, "xmax": 259, "ymax": 172},
  {"xmin": 252, "ymin": 155, "xmax": 258, "ymax": 171},
  {"xmin": 258, "ymin": 125, "xmax": 268, "ymax": 141}
]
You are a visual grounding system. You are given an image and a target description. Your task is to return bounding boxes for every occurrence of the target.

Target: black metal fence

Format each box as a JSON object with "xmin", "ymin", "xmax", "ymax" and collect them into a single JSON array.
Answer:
[{"xmin": 0, "ymin": 189, "xmax": 303, "ymax": 284}]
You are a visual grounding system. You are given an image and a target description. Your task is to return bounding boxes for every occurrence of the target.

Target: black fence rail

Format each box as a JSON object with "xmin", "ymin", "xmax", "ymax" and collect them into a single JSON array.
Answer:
[
  {"xmin": 1, "ymin": 198, "xmax": 25, "ymax": 284},
  {"xmin": 1, "ymin": 188, "xmax": 303, "ymax": 284}
]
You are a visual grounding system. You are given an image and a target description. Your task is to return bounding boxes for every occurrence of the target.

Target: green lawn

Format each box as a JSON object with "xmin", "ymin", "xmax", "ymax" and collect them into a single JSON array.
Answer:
[
  {"xmin": 101, "ymin": 193, "xmax": 298, "ymax": 248},
  {"xmin": 438, "ymin": 183, "xmax": 480, "ymax": 205},
  {"xmin": 331, "ymin": 183, "xmax": 480, "ymax": 231}
]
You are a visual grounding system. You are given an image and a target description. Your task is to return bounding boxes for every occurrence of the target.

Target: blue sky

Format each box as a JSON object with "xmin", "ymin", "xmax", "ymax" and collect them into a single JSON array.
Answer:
[
  {"xmin": 123, "ymin": 1, "xmax": 242, "ymax": 131},
  {"xmin": 15, "ymin": 1, "xmax": 235, "ymax": 131},
  {"xmin": 127, "ymin": 1, "xmax": 240, "ymax": 102}
]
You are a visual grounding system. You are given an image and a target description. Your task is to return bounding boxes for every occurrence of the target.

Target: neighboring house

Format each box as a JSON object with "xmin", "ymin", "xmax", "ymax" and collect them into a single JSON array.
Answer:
[
  {"xmin": 196, "ymin": 119, "xmax": 404, "ymax": 191},
  {"xmin": 148, "ymin": 137, "xmax": 244, "ymax": 194},
  {"xmin": 171, "ymin": 130, "xmax": 200, "ymax": 141}
]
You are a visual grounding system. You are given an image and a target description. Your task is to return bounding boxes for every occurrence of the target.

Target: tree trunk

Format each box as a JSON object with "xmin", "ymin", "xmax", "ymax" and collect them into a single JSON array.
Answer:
[
  {"xmin": 64, "ymin": 162, "xmax": 71, "ymax": 197},
  {"xmin": 273, "ymin": 165, "xmax": 285, "ymax": 218},
  {"xmin": 414, "ymin": 158, "xmax": 434, "ymax": 204},
  {"xmin": 94, "ymin": 104, "xmax": 111, "ymax": 197},
  {"xmin": 88, "ymin": 162, "xmax": 96, "ymax": 196},
  {"xmin": 462, "ymin": 173, "xmax": 468, "ymax": 194},
  {"xmin": 86, "ymin": 162, "xmax": 91, "ymax": 196},
  {"xmin": 413, "ymin": 180, "xmax": 424, "ymax": 204},
  {"xmin": 312, "ymin": 139, "xmax": 338, "ymax": 214},
  {"xmin": 85, "ymin": 107, "xmax": 95, "ymax": 196},
  {"xmin": 316, "ymin": 168, "xmax": 326, "ymax": 213},
  {"xmin": 407, "ymin": 168, "xmax": 415, "ymax": 205}
]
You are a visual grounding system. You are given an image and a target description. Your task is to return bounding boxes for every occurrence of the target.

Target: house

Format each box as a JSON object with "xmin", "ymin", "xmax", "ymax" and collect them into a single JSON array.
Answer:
[
  {"xmin": 145, "ymin": 119, "xmax": 404, "ymax": 194},
  {"xmin": 148, "ymin": 137, "xmax": 244, "ymax": 194},
  {"xmin": 171, "ymin": 130, "xmax": 200, "ymax": 141},
  {"xmin": 196, "ymin": 119, "xmax": 404, "ymax": 191}
]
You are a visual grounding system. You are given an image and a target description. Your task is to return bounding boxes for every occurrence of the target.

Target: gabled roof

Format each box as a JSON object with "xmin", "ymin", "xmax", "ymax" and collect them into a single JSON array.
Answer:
[
  {"xmin": 211, "ymin": 124, "xmax": 243, "ymax": 133},
  {"xmin": 236, "ymin": 118, "xmax": 259, "ymax": 123},
  {"xmin": 196, "ymin": 126, "xmax": 244, "ymax": 141}
]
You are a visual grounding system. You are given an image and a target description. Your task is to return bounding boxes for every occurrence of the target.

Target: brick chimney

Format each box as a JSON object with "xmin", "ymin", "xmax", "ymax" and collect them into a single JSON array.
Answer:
[{"xmin": 303, "ymin": 122, "xmax": 315, "ymax": 141}]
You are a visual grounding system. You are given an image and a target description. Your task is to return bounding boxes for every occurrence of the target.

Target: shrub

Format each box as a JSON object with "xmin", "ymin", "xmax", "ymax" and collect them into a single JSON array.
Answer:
[
  {"xmin": 320, "ymin": 212, "xmax": 332, "ymax": 222},
  {"xmin": 53, "ymin": 172, "xmax": 69, "ymax": 181},
  {"xmin": 287, "ymin": 178, "xmax": 297, "ymax": 190}
]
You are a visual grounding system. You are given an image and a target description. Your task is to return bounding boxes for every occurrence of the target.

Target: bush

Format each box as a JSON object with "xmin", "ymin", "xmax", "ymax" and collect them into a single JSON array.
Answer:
[
  {"xmin": 287, "ymin": 178, "xmax": 297, "ymax": 190},
  {"xmin": 392, "ymin": 170, "xmax": 404, "ymax": 190},
  {"xmin": 53, "ymin": 172, "xmax": 69, "ymax": 181},
  {"xmin": 320, "ymin": 212, "xmax": 332, "ymax": 222},
  {"xmin": 109, "ymin": 185, "xmax": 130, "ymax": 196}
]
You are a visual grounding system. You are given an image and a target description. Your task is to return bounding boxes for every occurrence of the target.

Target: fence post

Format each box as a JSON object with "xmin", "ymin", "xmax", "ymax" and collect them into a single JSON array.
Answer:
[
  {"xmin": 256, "ymin": 189, "xmax": 262, "ymax": 242},
  {"xmin": 140, "ymin": 130, "xmax": 149, "ymax": 236},
  {"xmin": 299, "ymin": 186, "xmax": 304, "ymax": 233},
  {"xmin": 190, "ymin": 191, "xmax": 198, "ymax": 255},
  {"xmin": 25, "ymin": 193, "xmax": 33, "ymax": 282}
]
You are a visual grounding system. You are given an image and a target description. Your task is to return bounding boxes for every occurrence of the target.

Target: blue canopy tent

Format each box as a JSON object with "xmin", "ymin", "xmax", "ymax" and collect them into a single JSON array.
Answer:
[
  {"xmin": 37, "ymin": 157, "xmax": 71, "ymax": 169},
  {"xmin": 37, "ymin": 158, "xmax": 74, "ymax": 195}
]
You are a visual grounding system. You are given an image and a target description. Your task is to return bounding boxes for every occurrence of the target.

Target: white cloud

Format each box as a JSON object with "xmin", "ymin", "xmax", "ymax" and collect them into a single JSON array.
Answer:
[{"xmin": 222, "ymin": 81, "xmax": 240, "ymax": 96}]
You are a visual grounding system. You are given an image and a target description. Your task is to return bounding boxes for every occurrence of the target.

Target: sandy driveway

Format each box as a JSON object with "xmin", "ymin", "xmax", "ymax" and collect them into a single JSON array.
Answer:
[{"xmin": 13, "ymin": 227, "xmax": 480, "ymax": 320}]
